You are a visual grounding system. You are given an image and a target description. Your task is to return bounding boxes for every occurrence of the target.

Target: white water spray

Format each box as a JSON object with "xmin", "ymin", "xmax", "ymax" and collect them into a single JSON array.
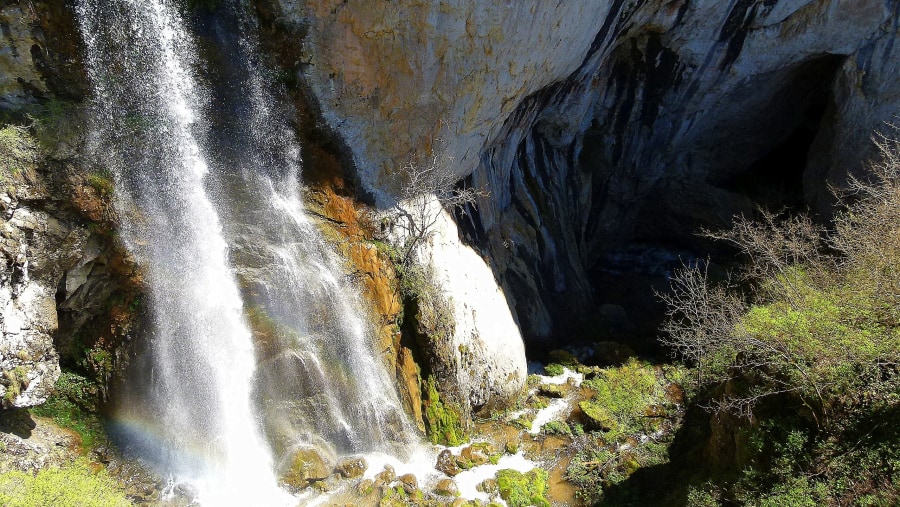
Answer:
[
  {"xmin": 76, "ymin": 0, "xmax": 417, "ymax": 504},
  {"xmin": 76, "ymin": 1, "xmax": 290, "ymax": 504}
]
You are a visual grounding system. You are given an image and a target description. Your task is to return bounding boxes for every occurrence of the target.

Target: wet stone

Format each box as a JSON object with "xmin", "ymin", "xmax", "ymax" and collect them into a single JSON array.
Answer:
[
  {"xmin": 436, "ymin": 449, "xmax": 460, "ymax": 476},
  {"xmin": 398, "ymin": 473, "xmax": 418, "ymax": 495},
  {"xmin": 435, "ymin": 478, "xmax": 459, "ymax": 496},
  {"xmin": 335, "ymin": 456, "xmax": 367, "ymax": 479}
]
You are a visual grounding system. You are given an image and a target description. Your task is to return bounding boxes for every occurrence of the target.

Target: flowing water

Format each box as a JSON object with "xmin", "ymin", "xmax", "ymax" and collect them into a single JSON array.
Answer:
[{"xmin": 76, "ymin": 1, "xmax": 415, "ymax": 504}]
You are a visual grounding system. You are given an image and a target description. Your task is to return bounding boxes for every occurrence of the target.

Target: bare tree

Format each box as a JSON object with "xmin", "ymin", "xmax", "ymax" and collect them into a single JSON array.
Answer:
[{"xmin": 389, "ymin": 150, "xmax": 486, "ymax": 266}]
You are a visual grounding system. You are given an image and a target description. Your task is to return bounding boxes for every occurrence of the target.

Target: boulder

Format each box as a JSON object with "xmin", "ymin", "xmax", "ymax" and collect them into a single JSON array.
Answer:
[
  {"xmin": 397, "ymin": 473, "xmax": 418, "ymax": 495},
  {"xmin": 334, "ymin": 456, "xmax": 367, "ymax": 479},
  {"xmin": 434, "ymin": 478, "xmax": 459, "ymax": 497},
  {"xmin": 435, "ymin": 449, "xmax": 459, "ymax": 477},
  {"xmin": 278, "ymin": 447, "xmax": 332, "ymax": 491}
]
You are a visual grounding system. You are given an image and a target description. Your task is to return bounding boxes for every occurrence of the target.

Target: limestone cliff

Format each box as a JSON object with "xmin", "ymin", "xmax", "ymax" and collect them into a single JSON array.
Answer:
[
  {"xmin": 0, "ymin": 1, "xmax": 140, "ymax": 409},
  {"xmin": 263, "ymin": 0, "xmax": 900, "ymax": 348}
]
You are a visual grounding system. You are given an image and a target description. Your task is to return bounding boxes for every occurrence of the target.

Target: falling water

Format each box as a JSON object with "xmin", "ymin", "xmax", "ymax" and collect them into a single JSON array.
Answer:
[{"xmin": 76, "ymin": 0, "xmax": 414, "ymax": 504}]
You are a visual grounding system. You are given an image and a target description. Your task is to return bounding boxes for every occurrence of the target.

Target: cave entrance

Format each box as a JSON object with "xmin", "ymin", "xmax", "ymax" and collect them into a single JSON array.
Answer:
[
  {"xmin": 721, "ymin": 54, "xmax": 845, "ymax": 213},
  {"xmin": 578, "ymin": 54, "xmax": 846, "ymax": 358}
]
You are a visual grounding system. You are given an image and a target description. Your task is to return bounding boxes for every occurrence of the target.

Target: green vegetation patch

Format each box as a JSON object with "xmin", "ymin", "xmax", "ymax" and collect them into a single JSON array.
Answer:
[
  {"xmin": 654, "ymin": 137, "xmax": 900, "ymax": 504},
  {"xmin": 423, "ymin": 376, "xmax": 466, "ymax": 446},
  {"xmin": 31, "ymin": 371, "xmax": 106, "ymax": 450},
  {"xmin": 0, "ymin": 459, "xmax": 131, "ymax": 507},
  {"xmin": 0, "ymin": 124, "xmax": 38, "ymax": 179},
  {"xmin": 495, "ymin": 468, "xmax": 550, "ymax": 507},
  {"xmin": 3, "ymin": 366, "xmax": 29, "ymax": 406},
  {"xmin": 543, "ymin": 363, "xmax": 565, "ymax": 376},
  {"xmin": 541, "ymin": 420, "xmax": 572, "ymax": 436},
  {"xmin": 581, "ymin": 358, "xmax": 672, "ymax": 439},
  {"xmin": 566, "ymin": 440, "xmax": 670, "ymax": 504}
]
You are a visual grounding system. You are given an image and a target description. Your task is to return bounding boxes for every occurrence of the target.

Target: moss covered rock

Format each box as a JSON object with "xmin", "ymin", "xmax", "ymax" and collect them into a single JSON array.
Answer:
[
  {"xmin": 278, "ymin": 447, "xmax": 332, "ymax": 492},
  {"xmin": 496, "ymin": 469, "xmax": 550, "ymax": 507}
]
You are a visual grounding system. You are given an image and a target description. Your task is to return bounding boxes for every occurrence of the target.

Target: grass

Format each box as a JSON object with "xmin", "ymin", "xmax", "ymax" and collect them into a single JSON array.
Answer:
[
  {"xmin": 0, "ymin": 459, "xmax": 131, "ymax": 507},
  {"xmin": 0, "ymin": 124, "xmax": 38, "ymax": 180},
  {"xmin": 3, "ymin": 366, "xmax": 29, "ymax": 406}
]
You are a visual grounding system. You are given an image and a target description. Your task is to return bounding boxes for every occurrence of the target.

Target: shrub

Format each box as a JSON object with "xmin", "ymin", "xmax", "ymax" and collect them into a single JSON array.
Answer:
[{"xmin": 658, "ymin": 132, "xmax": 900, "ymax": 503}]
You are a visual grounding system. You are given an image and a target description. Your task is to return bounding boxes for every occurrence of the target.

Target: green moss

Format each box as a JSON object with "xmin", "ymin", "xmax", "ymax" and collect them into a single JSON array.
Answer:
[
  {"xmin": 0, "ymin": 459, "xmax": 131, "ymax": 507},
  {"xmin": 496, "ymin": 469, "xmax": 550, "ymax": 507},
  {"xmin": 423, "ymin": 376, "xmax": 466, "ymax": 446},
  {"xmin": 3, "ymin": 366, "xmax": 29, "ymax": 405},
  {"xmin": 541, "ymin": 420, "xmax": 572, "ymax": 436},
  {"xmin": 543, "ymin": 363, "xmax": 564, "ymax": 376},
  {"xmin": 511, "ymin": 413, "xmax": 535, "ymax": 431},
  {"xmin": 564, "ymin": 360, "xmax": 680, "ymax": 502},
  {"xmin": 581, "ymin": 358, "xmax": 669, "ymax": 438},
  {"xmin": 380, "ymin": 485, "xmax": 409, "ymax": 507},
  {"xmin": 86, "ymin": 171, "xmax": 114, "ymax": 197}
]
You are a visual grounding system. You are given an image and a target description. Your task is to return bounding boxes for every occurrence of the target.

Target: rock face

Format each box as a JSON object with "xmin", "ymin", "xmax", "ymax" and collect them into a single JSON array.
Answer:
[
  {"xmin": 402, "ymin": 195, "xmax": 527, "ymax": 414},
  {"xmin": 266, "ymin": 0, "xmax": 610, "ymax": 198},
  {"xmin": 0, "ymin": 126, "xmax": 140, "ymax": 408},
  {"xmin": 0, "ymin": 1, "xmax": 140, "ymax": 408},
  {"xmin": 0, "ymin": 2, "xmax": 87, "ymax": 108},
  {"xmin": 0, "ymin": 170, "xmax": 83, "ymax": 407},
  {"xmin": 263, "ymin": 0, "xmax": 900, "ymax": 347}
]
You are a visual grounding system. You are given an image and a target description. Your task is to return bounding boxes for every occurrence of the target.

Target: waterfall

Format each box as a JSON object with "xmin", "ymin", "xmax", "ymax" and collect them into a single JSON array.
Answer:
[{"xmin": 76, "ymin": 0, "xmax": 414, "ymax": 504}]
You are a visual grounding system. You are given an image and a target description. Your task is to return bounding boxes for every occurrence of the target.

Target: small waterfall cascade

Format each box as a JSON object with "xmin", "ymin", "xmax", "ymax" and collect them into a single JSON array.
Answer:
[{"xmin": 76, "ymin": 0, "xmax": 415, "ymax": 504}]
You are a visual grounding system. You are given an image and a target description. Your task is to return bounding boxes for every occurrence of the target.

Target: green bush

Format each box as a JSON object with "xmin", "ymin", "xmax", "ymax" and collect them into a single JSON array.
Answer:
[
  {"xmin": 581, "ymin": 358, "xmax": 669, "ymax": 438},
  {"xmin": 0, "ymin": 460, "xmax": 131, "ymax": 507}
]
